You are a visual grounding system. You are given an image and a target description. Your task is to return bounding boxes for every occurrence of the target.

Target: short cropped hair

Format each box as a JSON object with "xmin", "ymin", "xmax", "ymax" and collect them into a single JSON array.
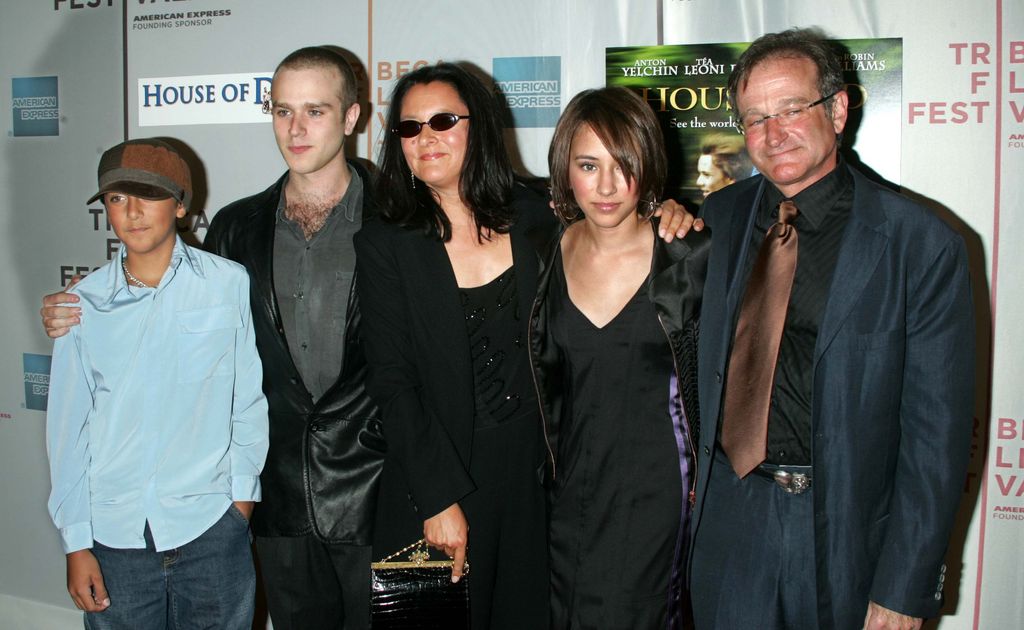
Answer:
[
  {"xmin": 727, "ymin": 27, "xmax": 845, "ymax": 118},
  {"xmin": 700, "ymin": 133, "xmax": 754, "ymax": 182},
  {"xmin": 275, "ymin": 46, "xmax": 358, "ymax": 110},
  {"xmin": 548, "ymin": 87, "xmax": 666, "ymax": 223}
]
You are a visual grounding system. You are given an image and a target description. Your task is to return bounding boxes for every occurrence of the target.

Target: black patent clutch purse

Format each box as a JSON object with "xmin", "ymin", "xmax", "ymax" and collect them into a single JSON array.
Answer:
[{"xmin": 370, "ymin": 539, "xmax": 469, "ymax": 629}]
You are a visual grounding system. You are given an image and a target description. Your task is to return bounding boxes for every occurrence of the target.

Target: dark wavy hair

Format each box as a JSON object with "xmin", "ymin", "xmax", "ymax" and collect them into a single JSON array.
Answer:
[
  {"xmin": 727, "ymin": 27, "xmax": 845, "ymax": 119},
  {"xmin": 548, "ymin": 87, "xmax": 666, "ymax": 224},
  {"xmin": 375, "ymin": 63, "xmax": 514, "ymax": 241}
]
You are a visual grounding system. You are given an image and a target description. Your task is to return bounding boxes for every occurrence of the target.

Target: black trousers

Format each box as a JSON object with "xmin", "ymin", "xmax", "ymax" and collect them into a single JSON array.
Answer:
[
  {"xmin": 459, "ymin": 414, "xmax": 550, "ymax": 630},
  {"xmin": 690, "ymin": 449, "xmax": 817, "ymax": 630},
  {"xmin": 255, "ymin": 534, "xmax": 372, "ymax": 630}
]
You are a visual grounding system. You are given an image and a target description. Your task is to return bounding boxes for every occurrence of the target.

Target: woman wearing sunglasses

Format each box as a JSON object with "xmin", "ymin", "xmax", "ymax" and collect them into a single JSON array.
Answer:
[
  {"xmin": 354, "ymin": 62, "xmax": 552, "ymax": 628},
  {"xmin": 529, "ymin": 87, "xmax": 709, "ymax": 629}
]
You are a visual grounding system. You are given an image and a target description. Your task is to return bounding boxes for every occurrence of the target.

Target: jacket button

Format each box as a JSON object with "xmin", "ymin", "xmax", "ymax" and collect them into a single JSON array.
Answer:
[
  {"xmin": 309, "ymin": 423, "xmax": 321, "ymax": 432},
  {"xmin": 715, "ymin": 372, "xmax": 722, "ymax": 383},
  {"xmin": 704, "ymin": 446, "xmax": 710, "ymax": 455},
  {"xmin": 290, "ymin": 377, "xmax": 299, "ymax": 385}
]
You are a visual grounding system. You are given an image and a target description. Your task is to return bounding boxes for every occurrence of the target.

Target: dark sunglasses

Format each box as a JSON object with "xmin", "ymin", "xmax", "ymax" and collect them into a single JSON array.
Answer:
[{"xmin": 394, "ymin": 113, "xmax": 470, "ymax": 138}]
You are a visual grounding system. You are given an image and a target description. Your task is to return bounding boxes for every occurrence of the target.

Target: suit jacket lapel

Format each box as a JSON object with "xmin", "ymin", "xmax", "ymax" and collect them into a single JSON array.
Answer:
[
  {"xmin": 724, "ymin": 179, "xmax": 766, "ymax": 322},
  {"xmin": 407, "ymin": 233, "xmax": 474, "ymax": 382},
  {"xmin": 249, "ymin": 186, "xmax": 312, "ymax": 399},
  {"xmin": 252, "ymin": 204, "xmax": 280, "ymax": 324},
  {"xmin": 814, "ymin": 173, "xmax": 888, "ymax": 364},
  {"xmin": 650, "ymin": 220, "xmax": 710, "ymax": 328},
  {"xmin": 511, "ymin": 221, "xmax": 540, "ymax": 326},
  {"xmin": 649, "ymin": 221, "xmax": 692, "ymax": 301}
]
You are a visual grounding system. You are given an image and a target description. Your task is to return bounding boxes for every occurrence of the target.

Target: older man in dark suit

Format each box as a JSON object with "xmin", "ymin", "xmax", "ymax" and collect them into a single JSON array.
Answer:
[{"xmin": 689, "ymin": 28, "xmax": 974, "ymax": 630}]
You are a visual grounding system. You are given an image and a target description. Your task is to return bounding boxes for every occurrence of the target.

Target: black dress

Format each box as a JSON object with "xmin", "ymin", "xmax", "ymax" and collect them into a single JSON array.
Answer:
[
  {"xmin": 547, "ymin": 254, "xmax": 690, "ymax": 630},
  {"xmin": 456, "ymin": 266, "xmax": 549, "ymax": 629}
]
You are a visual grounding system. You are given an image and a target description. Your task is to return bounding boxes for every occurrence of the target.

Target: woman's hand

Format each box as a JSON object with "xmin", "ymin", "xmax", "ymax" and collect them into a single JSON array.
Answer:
[{"xmin": 423, "ymin": 502, "xmax": 469, "ymax": 583}]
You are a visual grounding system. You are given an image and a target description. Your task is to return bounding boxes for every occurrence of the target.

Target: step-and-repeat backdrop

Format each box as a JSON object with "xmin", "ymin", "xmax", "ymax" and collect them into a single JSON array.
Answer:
[{"xmin": 0, "ymin": 1, "xmax": 1018, "ymax": 627}]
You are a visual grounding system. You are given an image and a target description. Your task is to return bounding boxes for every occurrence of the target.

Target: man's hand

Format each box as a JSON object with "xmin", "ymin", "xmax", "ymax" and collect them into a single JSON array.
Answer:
[
  {"xmin": 40, "ymin": 282, "xmax": 82, "ymax": 339},
  {"xmin": 654, "ymin": 199, "xmax": 705, "ymax": 243},
  {"xmin": 66, "ymin": 549, "xmax": 110, "ymax": 612},
  {"xmin": 863, "ymin": 601, "xmax": 923, "ymax": 630},
  {"xmin": 423, "ymin": 502, "xmax": 469, "ymax": 583},
  {"xmin": 232, "ymin": 500, "xmax": 254, "ymax": 521}
]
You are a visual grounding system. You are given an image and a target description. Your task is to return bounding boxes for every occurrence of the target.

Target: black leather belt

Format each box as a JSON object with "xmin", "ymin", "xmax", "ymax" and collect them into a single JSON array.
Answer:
[{"xmin": 752, "ymin": 463, "xmax": 812, "ymax": 495}]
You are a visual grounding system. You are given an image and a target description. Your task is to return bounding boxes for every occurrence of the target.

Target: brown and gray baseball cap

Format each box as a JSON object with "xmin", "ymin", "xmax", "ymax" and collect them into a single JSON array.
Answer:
[{"xmin": 87, "ymin": 138, "xmax": 192, "ymax": 210}]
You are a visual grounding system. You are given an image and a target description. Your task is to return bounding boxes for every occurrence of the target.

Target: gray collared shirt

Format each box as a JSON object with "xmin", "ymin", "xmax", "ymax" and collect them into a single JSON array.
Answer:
[{"xmin": 273, "ymin": 167, "xmax": 363, "ymax": 401}]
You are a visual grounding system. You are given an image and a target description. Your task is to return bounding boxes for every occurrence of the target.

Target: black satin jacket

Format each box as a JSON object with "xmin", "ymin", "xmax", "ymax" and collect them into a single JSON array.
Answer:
[
  {"xmin": 527, "ymin": 219, "xmax": 710, "ymax": 492},
  {"xmin": 204, "ymin": 161, "xmax": 385, "ymax": 544}
]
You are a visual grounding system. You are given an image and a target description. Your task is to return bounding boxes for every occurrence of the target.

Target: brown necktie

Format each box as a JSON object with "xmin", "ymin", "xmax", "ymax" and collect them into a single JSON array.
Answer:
[{"xmin": 721, "ymin": 200, "xmax": 799, "ymax": 478}]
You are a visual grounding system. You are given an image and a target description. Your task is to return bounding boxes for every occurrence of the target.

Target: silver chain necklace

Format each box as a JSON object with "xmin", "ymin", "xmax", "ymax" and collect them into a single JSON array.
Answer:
[{"xmin": 121, "ymin": 259, "xmax": 153, "ymax": 288}]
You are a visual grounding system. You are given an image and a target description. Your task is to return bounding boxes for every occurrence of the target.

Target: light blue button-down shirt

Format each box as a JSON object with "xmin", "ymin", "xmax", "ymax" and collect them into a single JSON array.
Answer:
[{"xmin": 46, "ymin": 237, "xmax": 269, "ymax": 553}]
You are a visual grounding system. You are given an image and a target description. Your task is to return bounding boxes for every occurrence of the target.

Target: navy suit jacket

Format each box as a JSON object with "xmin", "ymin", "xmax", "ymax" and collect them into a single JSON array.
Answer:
[{"xmin": 691, "ymin": 167, "xmax": 974, "ymax": 627}]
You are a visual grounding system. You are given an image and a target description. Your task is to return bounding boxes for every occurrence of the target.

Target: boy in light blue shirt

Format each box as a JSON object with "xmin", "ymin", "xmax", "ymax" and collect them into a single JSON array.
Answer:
[{"xmin": 46, "ymin": 138, "xmax": 269, "ymax": 629}]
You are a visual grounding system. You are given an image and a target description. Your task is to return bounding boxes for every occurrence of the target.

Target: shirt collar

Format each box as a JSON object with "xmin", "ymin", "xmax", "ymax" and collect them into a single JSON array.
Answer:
[
  {"xmin": 275, "ymin": 164, "xmax": 360, "ymax": 224},
  {"xmin": 102, "ymin": 235, "xmax": 201, "ymax": 305},
  {"xmin": 763, "ymin": 157, "xmax": 852, "ymax": 230}
]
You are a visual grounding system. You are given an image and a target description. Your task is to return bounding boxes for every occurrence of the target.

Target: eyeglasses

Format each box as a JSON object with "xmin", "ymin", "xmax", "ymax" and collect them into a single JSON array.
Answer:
[
  {"xmin": 393, "ymin": 113, "xmax": 471, "ymax": 138},
  {"xmin": 736, "ymin": 92, "xmax": 838, "ymax": 135}
]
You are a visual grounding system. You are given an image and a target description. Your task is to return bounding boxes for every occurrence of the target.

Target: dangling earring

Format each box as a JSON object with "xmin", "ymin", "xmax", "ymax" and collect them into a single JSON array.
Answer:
[
  {"xmin": 552, "ymin": 200, "xmax": 582, "ymax": 225},
  {"xmin": 411, "ymin": 171, "xmax": 416, "ymax": 189},
  {"xmin": 640, "ymin": 198, "xmax": 659, "ymax": 220}
]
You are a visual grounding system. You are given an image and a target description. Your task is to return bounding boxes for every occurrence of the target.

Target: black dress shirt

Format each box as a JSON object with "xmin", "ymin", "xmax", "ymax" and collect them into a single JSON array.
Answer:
[{"xmin": 737, "ymin": 162, "xmax": 854, "ymax": 465}]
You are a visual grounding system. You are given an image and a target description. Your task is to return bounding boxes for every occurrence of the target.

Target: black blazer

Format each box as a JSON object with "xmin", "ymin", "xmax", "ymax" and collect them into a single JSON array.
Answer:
[
  {"xmin": 204, "ymin": 161, "xmax": 385, "ymax": 544},
  {"xmin": 691, "ymin": 168, "xmax": 975, "ymax": 627},
  {"xmin": 354, "ymin": 185, "xmax": 555, "ymax": 553}
]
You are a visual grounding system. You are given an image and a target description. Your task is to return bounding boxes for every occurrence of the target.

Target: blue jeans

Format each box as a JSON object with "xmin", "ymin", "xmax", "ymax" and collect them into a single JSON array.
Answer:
[{"xmin": 85, "ymin": 505, "xmax": 255, "ymax": 630}]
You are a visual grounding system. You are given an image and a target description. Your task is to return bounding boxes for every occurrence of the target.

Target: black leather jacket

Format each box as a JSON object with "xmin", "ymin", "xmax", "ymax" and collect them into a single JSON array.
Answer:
[
  {"xmin": 204, "ymin": 161, "xmax": 385, "ymax": 544},
  {"xmin": 527, "ymin": 218, "xmax": 710, "ymax": 495}
]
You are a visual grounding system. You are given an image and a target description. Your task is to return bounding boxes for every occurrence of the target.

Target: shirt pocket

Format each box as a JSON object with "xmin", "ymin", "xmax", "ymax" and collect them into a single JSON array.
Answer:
[{"xmin": 177, "ymin": 305, "xmax": 242, "ymax": 383}]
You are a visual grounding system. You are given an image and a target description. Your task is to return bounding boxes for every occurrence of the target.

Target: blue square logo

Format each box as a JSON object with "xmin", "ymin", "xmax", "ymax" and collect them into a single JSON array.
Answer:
[
  {"xmin": 493, "ymin": 57, "xmax": 561, "ymax": 128},
  {"xmin": 24, "ymin": 353, "xmax": 52, "ymax": 411},
  {"xmin": 12, "ymin": 76, "xmax": 59, "ymax": 137}
]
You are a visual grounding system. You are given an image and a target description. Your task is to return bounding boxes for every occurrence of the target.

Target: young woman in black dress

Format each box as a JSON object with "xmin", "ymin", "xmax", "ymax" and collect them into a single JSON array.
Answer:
[{"xmin": 529, "ymin": 87, "xmax": 710, "ymax": 629}]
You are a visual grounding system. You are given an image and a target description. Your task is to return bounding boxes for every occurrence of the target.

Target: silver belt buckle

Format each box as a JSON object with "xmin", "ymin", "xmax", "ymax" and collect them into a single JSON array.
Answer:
[{"xmin": 772, "ymin": 470, "xmax": 811, "ymax": 495}]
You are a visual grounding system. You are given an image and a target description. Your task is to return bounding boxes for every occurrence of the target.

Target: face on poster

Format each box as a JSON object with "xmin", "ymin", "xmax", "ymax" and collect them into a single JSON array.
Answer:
[{"xmin": 606, "ymin": 38, "xmax": 903, "ymax": 209}]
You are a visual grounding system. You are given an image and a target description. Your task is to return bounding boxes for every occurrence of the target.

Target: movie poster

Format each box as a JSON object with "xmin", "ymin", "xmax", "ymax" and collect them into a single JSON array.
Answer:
[{"xmin": 607, "ymin": 39, "xmax": 903, "ymax": 209}]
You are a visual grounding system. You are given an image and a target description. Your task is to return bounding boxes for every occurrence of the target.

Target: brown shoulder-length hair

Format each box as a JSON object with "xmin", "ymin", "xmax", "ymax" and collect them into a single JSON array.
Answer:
[{"xmin": 548, "ymin": 87, "xmax": 666, "ymax": 224}]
